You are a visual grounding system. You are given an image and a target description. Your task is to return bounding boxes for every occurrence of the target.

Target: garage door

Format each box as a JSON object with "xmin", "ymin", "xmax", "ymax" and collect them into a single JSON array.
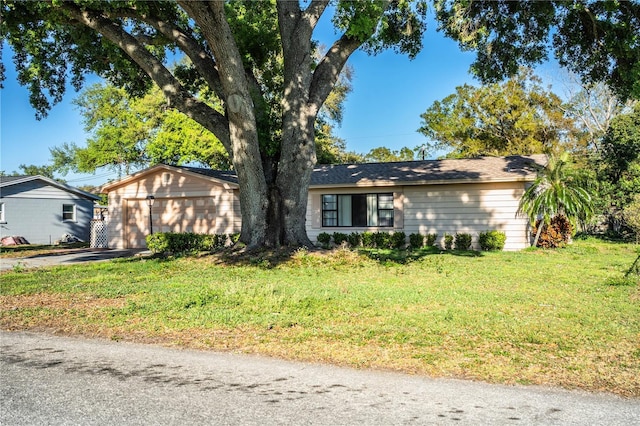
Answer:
[{"xmin": 125, "ymin": 197, "xmax": 217, "ymax": 248}]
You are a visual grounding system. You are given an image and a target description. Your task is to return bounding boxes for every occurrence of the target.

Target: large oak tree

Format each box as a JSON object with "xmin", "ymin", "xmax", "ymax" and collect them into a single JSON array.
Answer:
[{"xmin": 2, "ymin": 1, "xmax": 638, "ymax": 249}]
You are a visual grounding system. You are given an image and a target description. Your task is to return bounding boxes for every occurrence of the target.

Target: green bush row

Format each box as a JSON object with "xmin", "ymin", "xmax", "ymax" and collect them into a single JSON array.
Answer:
[
  {"xmin": 408, "ymin": 230, "xmax": 506, "ymax": 251},
  {"xmin": 146, "ymin": 232, "xmax": 240, "ymax": 255},
  {"xmin": 317, "ymin": 231, "xmax": 407, "ymax": 249}
]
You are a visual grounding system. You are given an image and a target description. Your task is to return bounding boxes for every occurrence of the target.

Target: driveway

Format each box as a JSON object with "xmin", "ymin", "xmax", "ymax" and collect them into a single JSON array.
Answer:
[
  {"xmin": 0, "ymin": 248, "xmax": 147, "ymax": 271},
  {"xmin": 1, "ymin": 331, "xmax": 638, "ymax": 425}
]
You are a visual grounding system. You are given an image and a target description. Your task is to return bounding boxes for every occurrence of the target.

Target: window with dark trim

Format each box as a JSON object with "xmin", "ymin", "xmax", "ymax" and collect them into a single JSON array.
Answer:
[
  {"xmin": 62, "ymin": 204, "xmax": 76, "ymax": 222},
  {"xmin": 321, "ymin": 193, "xmax": 394, "ymax": 227}
]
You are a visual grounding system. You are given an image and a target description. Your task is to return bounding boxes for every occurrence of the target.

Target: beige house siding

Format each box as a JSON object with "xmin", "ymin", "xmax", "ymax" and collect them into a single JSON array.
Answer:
[
  {"xmin": 402, "ymin": 181, "xmax": 529, "ymax": 251},
  {"xmin": 105, "ymin": 168, "xmax": 240, "ymax": 249},
  {"xmin": 307, "ymin": 181, "xmax": 530, "ymax": 251}
]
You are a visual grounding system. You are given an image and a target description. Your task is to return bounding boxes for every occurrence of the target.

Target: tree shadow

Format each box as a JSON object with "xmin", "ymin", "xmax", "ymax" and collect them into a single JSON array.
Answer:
[{"xmin": 357, "ymin": 247, "xmax": 484, "ymax": 264}]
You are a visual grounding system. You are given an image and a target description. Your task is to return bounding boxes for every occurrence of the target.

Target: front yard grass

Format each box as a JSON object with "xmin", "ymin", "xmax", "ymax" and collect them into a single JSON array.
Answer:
[{"xmin": 1, "ymin": 238, "xmax": 638, "ymax": 397}]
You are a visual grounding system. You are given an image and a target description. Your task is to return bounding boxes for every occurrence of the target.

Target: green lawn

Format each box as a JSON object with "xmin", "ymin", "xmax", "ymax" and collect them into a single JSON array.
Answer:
[{"xmin": 1, "ymin": 238, "xmax": 638, "ymax": 396}]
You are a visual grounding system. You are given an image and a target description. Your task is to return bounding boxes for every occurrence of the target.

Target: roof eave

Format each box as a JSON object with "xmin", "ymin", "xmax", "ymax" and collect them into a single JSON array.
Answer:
[
  {"xmin": 309, "ymin": 175, "xmax": 536, "ymax": 189},
  {"xmin": 1, "ymin": 175, "xmax": 100, "ymax": 201},
  {"xmin": 100, "ymin": 164, "xmax": 239, "ymax": 193}
]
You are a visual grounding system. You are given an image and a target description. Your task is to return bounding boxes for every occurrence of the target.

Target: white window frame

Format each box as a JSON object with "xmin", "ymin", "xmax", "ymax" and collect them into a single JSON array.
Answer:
[
  {"xmin": 62, "ymin": 204, "xmax": 77, "ymax": 222},
  {"xmin": 0, "ymin": 202, "xmax": 5, "ymax": 223}
]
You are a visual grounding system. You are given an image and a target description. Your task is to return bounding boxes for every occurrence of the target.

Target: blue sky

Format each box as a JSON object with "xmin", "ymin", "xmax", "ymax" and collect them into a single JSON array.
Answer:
[{"xmin": 0, "ymin": 14, "xmax": 547, "ymax": 187}]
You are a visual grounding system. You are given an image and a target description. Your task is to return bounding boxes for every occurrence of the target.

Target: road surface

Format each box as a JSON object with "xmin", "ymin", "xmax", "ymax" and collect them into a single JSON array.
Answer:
[{"xmin": 1, "ymin": 331, "xmax": 638, "ymax": 425}]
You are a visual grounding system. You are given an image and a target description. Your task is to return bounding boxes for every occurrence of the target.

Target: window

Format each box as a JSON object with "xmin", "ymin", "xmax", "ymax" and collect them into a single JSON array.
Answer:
[
  {"xmin": 62, "ymin": 204, "xmax": 76, "ymax": 222},
  {"xmin": 322, "ymin": 193, "xmax": 394, "ymax": 227},
  {"xmin": 0, "ymin": 202, "xmax": 4, "ymax": 222}
]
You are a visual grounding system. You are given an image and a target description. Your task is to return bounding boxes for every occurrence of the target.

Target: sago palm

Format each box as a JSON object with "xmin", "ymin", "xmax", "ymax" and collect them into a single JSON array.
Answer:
[{"xmin": 517, "ymin": 153, "xmax": 596, "ymax": 247}]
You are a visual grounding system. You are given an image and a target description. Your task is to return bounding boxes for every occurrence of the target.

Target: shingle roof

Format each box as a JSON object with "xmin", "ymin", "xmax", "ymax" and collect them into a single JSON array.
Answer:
[
  {"xmin": 1, "ymin": 175, "xmax": 100, "ymax": 200},
  {"xmin": 123, "ymin": 155, "xmax": 546, "ymax": 189},
  {"xmin": 0, "ymin": 175, "xmax": 29, "ymax": 185},
  {"xmin": 310, "ymin": 154, "xmax": 547, "ymax": 187},
  {"xmin": 181, "ymin": 155, "xmax": 546, "ymax": 187},
  {"xmin": 179, "ymin": 167, "xmax": 239, "ymax": 184}
]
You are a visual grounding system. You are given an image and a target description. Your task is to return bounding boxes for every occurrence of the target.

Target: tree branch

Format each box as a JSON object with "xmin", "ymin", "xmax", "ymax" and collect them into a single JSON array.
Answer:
[
  {"xmin": 308, "ymin": 34, "xmax": 362, "ymax": 113},
  {"xmin": 308, "ymin": 1, "xmax": 393, "ymax": 112},
  {"xmin": 303, "ymin": 0, "xmax": 330, "ymax": 32},
  {"xmin": 61, "ymin": 3, "xmax": 231, "ymax": 153},
  {"xmin": 136, "ymin": 15, "xmax": 226, "ymax": 100}
]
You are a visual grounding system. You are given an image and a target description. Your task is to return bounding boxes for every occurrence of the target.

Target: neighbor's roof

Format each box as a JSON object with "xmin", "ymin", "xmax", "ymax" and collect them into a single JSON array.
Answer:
[
  {"xmin": 0, "ymin": 175, "xmax": 101, "ymax": 200},
  {"xmin": 310, "ymin": 154, "xmax": 547, "ymax": 188}
]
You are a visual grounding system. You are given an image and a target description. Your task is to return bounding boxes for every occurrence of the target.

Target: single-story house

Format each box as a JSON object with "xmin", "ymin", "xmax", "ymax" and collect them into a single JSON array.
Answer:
[
  {"xmin": 101, "ymin": 154, "xmax": 546, "ymax": 251},
  {"xmin": 0, "ymin": 175, "xmax": 101, "ymax": 245}
]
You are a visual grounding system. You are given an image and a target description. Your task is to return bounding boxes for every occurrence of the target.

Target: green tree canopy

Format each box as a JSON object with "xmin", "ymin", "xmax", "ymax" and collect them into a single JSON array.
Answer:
[
  {"xmin": 418, "ymin": 68, "xmax": 577, "ymax": 158},
  {"xmin": 50, "ymin": 49, "xmax": 356, "ymax": 175},
  {"xmin": 597, "ymin": 103, "xmax": 640, "ymax": 228},
  {"xmin": 50, "ymin": 83, "xmax": 230, "ymax": 178},
  {"xmin": 434, "ymin": 0, "xmax": 640, "ymax": 101},
  {"xmin": 9, "ymin": 164, "xmax": 58, "ymax": 180},
  {"xmin": 2, "ymin": 0, "xmax": 637, "ymax": 249},
  {"xmin": 364, "ymin": 146, "xmax": 415, "ymax": 163}
]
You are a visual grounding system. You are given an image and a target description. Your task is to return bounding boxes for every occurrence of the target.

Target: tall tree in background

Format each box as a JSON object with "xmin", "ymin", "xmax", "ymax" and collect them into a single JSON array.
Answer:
[
  {"xmin": 418, "ymin": 68, "xmax": 576, "ymax": 158},
  {"xmin": 598, "ymin": 104, "xmax": 640, "ymax": 232},
  {"xmin": 50, "ymin": 83, "xmax": 231, "ymax": 178},
  {"xmin": 3, "ymin": 164, "xmax": 58, "ymax": 180},
  {"xmin": 2, "ymin": 1, "xmax": 638, "ymax": 249},
  {"xmin": 365, "ymin": 146, "xmax": 415, "ymax": 163},
  {"xmin": 52, "ymin": 57, "xmax": 354, "ymax": 176}
]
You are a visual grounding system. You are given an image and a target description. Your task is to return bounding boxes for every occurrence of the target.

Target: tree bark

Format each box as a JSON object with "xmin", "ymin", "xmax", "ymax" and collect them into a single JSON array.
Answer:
[{"xmin": 179, "ymin": 1, "xmax": 271, "ymax": 250}]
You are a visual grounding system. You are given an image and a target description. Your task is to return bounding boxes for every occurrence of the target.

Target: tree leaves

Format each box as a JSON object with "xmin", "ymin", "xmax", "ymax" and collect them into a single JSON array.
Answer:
[
  {"xmin": 433, "ymin": 0, "xmax": 640, "ymax": 101},
  {"xmin": 418, "ymin": 68, "xmax": 575, "ymax": 158}
]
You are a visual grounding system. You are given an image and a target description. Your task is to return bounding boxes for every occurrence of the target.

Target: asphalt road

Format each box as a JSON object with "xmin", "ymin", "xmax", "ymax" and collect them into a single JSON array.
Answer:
[
  {"xmin": 0, "ymin": 248, "xmax": 145, "ymax": 271},
  {"xmin": 1, "ymin": 331, "xmax": 638, "ymax": 425}
]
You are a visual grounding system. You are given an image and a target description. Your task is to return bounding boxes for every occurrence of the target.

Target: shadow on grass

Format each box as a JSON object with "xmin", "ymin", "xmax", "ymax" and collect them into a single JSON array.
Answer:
[
  {"xmin": 357, "ymin": 247, "xmax": 484, "ymax": 264},
  {"xmin": 143, "ymin": 245, "xmax": 487, "ymax": 268}
]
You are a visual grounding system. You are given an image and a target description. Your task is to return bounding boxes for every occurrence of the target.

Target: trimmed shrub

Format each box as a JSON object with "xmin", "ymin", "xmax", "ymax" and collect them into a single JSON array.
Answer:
[
  {"xmin": 444, "ymin": 233, "xmax": 454, "ymax": 250},
  {"xmin": 347, "ymin": 232, "xmax": 362, "ymax": 248},
  {"xmin": 145, "ymin": 232, "xmax": 230, "ymax": 255},
  {"xmin": 146, "ymin": 233, "xmax": 170, "ymax": 254},
  {"xmin": 454, "ymin": 233, "xmax": 473, "ymax": 250},
  {"xmin": 361, "ymin": 232, "xmax": 376, "ymax": 248},
  {"xmin": 409, "ymin": 233, "xmax": 424, "ymax": 249},
  {"xmin": 317, "ymin": 232, "xmax": 331, "ymax": 248},
  {"xmin": 332, "ymin": 232, "xmax": 349, "ymax": 246},
  {"xmin": 215, "ymin": 233, "xmax": 228, "ymax": 249},
  {"xmin": 229, "ymin": 233, "xmax": 240, "ymax": 244},
  {"xmin": 425, "ymin": 233, "xmax": 438, "ymax": 247},
  {"xmin": 374, "ymin": 232, "xmax": 392, "ymax": 249},
  {"xmin": 478, "ymin": 230, "xmax": 507, "ymax": 251},
  {"xmin": 390, "ymin": 232, "xmax": 406, "ymax": 249}
]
